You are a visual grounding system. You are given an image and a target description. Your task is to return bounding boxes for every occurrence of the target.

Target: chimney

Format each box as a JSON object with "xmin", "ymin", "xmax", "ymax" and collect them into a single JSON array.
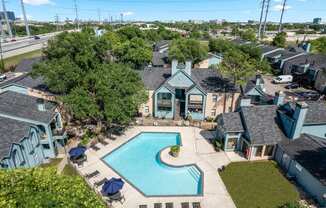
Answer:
[
  {"xmin": 274, "ymin": 91, "xmax": 285, "ymax": 106},
  {"xmin": 291, "ymin": 102, "xmax": 308, "ymax": 139},
  {"xmin": 36, "ymin": 98, "xmax": 46, "ymax": 112},
  {"xmin": 185, "ymin": 60, "xmax": 192, "ymax": 76},
  {"xmin": 171, "ymin": 59, "xmax": 179, "ymax": 75}
]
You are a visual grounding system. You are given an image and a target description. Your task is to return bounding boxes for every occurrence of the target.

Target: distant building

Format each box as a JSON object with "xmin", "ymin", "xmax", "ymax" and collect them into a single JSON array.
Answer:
[
  {"xmin": 313, "ymin": 18, "xmax": 322, "ymax": 25},
  {"xmin": 0, "ymin": 11, "xmax": 15, "ymax": 22}
]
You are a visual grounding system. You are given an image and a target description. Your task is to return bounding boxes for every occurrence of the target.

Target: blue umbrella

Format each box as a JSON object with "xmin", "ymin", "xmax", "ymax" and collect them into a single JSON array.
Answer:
[
  {"xmin": 69, "ymin": 146, "xmax": 86, "ymax": 158},
  {"xmin": 101, "ymin": 178, "xmax": 124, "ymax": 196}
]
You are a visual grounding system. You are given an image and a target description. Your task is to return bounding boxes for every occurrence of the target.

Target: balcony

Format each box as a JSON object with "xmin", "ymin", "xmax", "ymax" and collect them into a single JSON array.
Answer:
[{"xmin": 52, "ymin": 128, "xmax": 68, "ymax": 140}]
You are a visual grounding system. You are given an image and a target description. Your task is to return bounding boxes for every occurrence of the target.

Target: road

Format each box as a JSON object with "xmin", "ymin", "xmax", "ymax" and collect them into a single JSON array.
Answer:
[{"xmin": 1, "ymin": 30, "xmax": 77, "ymax": 59}]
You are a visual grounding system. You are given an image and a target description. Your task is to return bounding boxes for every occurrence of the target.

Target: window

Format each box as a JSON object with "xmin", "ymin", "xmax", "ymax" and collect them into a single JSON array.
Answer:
[
  {"xmin": 295, "ymin": 163, "xmax": 302, "ymax": 172},
  {"xmin": 42, "ymin": 144, "xmax": 50, "ymax": 149},
  {"xmin": 255, "ymin": 146, "xmax": 263, "ymax": 157},
  {"xmin": 212, "ymin": 95, "xmax": 219, "ymax": 102},
  {"xmin": 211, "ymin": 109, "xmax": 216, "ymax": 117},
  {"xmin": 264, "ymin": 145, "xmax": 274, "ymax": 156},
  {"xmin": 226, "ymin": 138, "xmax": 237, "ymax": 149},
  {"xmin": 144, "ymin": 106, "xmax": 149, "ymax": 113},
  {"xmin": 157, "ymin": 93, "xmax": 172, "ymax": 111},
  {"xmin": 188, "ymin": 95, "xmax": 203, "ymax": 113}
]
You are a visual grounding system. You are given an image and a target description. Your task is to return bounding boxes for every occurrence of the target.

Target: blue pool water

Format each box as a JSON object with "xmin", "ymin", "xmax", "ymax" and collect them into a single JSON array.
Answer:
[{"xmin": 102, "ymin": 132, "xmax": 203, "ymax": 196}]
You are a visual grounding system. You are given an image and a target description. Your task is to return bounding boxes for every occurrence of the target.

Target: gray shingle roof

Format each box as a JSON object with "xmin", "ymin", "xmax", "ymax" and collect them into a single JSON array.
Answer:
[
  {"xmin": 0, "ymin": 91, "xmax": 57, "ymax": 123},
  {"xmin": 220, "ymin": 112, "xmax": 244, "ymax": 132},
  {"xmin": 283, "ymin": 54, "xmax": 326, "ymax": 74},
  {"xmin": 152, "ymin": 51, "xmax": 168, "ymax": 66},
  {"xmin": 241, "ymin": 105, "xmax": 286, "ymax": 145},
  {"xmin": 0, "ymin": 117, "xmax": 33, "ymax": 159},
  {"xmin": 265, "ymin": 49, "xmax": 304, "ymax": 60},
  {"xmin": 154, "ymin": 40, "xmax": 170, "ymax": 51},
  {"xmin": 258, "ymin": 45, "xmax": 280, "ymax": 54},
  {"xmin": 279, "ymin": 134, "xmax": 326, "ymax": 185},
  {"xmin": 138, "ymin": 67, "xmax": 238, "ymax": 93},
  {"xmin": 305, "ymin": 101, "xmax": 326, "ymax": 124}
]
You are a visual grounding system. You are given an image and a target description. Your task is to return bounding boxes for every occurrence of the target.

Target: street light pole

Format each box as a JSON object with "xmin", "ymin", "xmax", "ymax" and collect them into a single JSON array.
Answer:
[
  {"xmin": 1, "ymin": 0, "xmax": 13, "ymax": 38},
  {"xmin": 278, "ymin": 0, "xmax": 287, "ymax": 33},
  {"xmin": 20, "ymin": 0, "xmax": 31, "ymax": 37},
  {"xmin": 258, "ymin": 0, "xmax": 266, "ymax": 40}
]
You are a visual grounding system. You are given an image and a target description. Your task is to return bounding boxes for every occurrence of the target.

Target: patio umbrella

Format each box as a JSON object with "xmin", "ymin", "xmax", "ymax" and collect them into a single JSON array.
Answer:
[
  {"xmin": 101, "ymin": 178, "xmax": 124, "ymax": 196},
  {"xmin": 69, "ymin": 146, "xmax": 86, "ymax": 159}
]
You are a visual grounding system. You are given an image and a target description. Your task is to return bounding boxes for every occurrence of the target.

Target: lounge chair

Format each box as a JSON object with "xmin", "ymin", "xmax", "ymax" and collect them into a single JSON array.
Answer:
[
  {"xmin": 192, "ymin": 202, "xmax": 201, "ymax": 208},
  {"xmin": 85, "ymin": 170, "xmax": 100, "ymax": 179},
  {"xmin": 99, "ymin": 139, "xmax": 109, "ymax": 146},
  {"xmin": 90, "ymin": 144, "xmax": 100, "ymax": 151},
  {"xmin": 154, "ymin": 203, "xmax": 162, "ymax": 208},
  {"xmin": 139, "ymin": 205, "xmax": 147, "ymax": 208},
  {"xmin": 165, "ymin": 202, "xmax": 173, "ymax": 208},
  {"xmin": 181, "ymin": 202, "xmax": 190, "ymax": 208},
  {"xmin": 94, "ymin": 178, "xmax": 107, "ymax": 187}
]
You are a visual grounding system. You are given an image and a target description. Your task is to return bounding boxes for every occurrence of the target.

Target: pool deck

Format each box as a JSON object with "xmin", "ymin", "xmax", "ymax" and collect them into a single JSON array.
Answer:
[{"xmin": 76, "ymin": 126, "xmax": 238, "ymax": 208}]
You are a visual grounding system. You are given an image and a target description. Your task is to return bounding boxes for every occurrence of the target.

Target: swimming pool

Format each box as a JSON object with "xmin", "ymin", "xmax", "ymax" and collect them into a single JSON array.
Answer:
[{"xmin": 102, "ymin": 132, "xmax": 203, "ymax": 196}]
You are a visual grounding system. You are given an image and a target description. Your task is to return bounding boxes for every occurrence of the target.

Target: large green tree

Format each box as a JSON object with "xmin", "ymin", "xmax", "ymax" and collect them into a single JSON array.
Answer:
[
  {"xmin": 272, "ymin": 32, "xmax": 287, "ymax": 48},
  {"xmin": 310, "ymin": 37, "xmax": 326, "ymax": 54},
  {"xmin": 32, "ymin": 31, "xmax": 147, "ymax": 128},
  {"xmin": 209, "ymin": 38, "xmax": 236, "ymax": 54},
  {"xmin": 168, "ymin": 38, "xmax": 208, "ymax": 64},
  {"xmin": 0, "ymin": 168, "xmax": 105, "ymax": 208}
]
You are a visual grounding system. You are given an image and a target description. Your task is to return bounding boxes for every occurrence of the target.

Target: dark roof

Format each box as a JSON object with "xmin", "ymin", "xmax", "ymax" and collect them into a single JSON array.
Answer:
[
  {"xmin": 220, "ymin": 112, "xmax": 244, "ymax": 132},
  {"xmin": 139, "ymin": 67, "xmax": 238, "ymax": 93},
  {"xmin": 279, "ymin": 134, "xmax": 326, "ymax": 185},
  {"xmin": 154, "ymin": 40, "xmax": 170, "ymax": 51},
  {"xmin": 0, "ymin": 91, "xmax": 57, "ymax": 123},
  {"xmin": 152, "ymin": 51, "xmax": 168, "ymax": 66},
  {"xmin": 305, "ymin": 101, "xmax": 326, "ymax": 124},
  {"xmin": 265, "ymin": 49, "xmax": 304, "ymax": 60},
  {"xmin": 241, "ymin": 105, "xmax": 286, "ymax": 145},
  {"xmin": 243, "ymin": 75, "xmax": 265, "ymax": 94},
  {"xmin": 259, "ymin": 45, "xmax": 280, "ymax": 54},
  {"xmin": 14, "ymin": 57, "xmax": 42, "ymax": 73},
  {"xmin": 0, "ymin": 117, "xmax": 33, "ymax": 159},
  {"xmin": 283, "ymin": 54, "xmax": 326, "ymax": 73}
]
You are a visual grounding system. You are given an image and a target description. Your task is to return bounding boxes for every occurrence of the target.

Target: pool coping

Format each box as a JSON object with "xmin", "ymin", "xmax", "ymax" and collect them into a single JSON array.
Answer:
[{"xmin": 100, "ymin": 131, "xmax": 204, "ymax": 198}]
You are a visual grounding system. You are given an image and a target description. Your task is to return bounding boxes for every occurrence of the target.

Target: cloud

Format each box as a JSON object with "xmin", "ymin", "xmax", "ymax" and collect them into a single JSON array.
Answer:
[
  {"xmin": 23, "ymin": 0, "xmax": 54, "ymax": 6},
  {"xmin": 273, "ymin": 4, "xmax": 292, "ymax": 11},
  {"xmin": 121, "ymin": 11, "xmax": 134, "ymax": 16}
]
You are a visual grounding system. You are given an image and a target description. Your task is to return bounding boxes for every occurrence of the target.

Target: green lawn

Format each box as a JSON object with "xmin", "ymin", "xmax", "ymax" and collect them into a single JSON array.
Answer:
[
  {"xmin": 62, "ymin": 164, "xmax": 79, "ymax": 176},
  {"xmin": 3, "ymin": 49, "xmax": 43, "ymax": 71},
  {"xmin": 39, "ymin": 158, "xmax": 62, "ymax": 168},
  {"xmin": 220, "ymin": 161, "xmax": 300, "ymax": 208}
]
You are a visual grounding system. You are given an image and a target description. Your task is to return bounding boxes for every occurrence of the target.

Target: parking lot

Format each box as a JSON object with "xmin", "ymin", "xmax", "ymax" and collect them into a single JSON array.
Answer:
[{"xmin": 262, "ymin": 75, "xmax": 324, "ymax": 102}]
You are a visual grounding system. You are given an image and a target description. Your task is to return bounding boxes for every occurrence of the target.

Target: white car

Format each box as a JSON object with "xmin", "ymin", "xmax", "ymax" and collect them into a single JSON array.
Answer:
[
  {"xmin": 273, "ymin": 75, "xmax": 293, "ymax": 84},
  {"xmin": 0, "ymin": 74, "xmax": 7, "ymax": 82}
]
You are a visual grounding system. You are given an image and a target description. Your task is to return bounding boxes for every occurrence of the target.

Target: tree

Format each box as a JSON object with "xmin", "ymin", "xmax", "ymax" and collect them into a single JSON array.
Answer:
[
  {"xmin": 278, "ymin": 202, "xmax": 305, "ymax": 208},
  {"xmin": 169, "ymin": 38, "xmax": 208, "ymax": 64},
  {"xmin": 0, "ymin": 168, "xmax": 105, "ymax": 207},
  {"xmin": 240, "ymin": 29, "xmax": 257, "ymax": 42},
  {"xmin": 238, "ymin": 44, "xmax": 262, "ymax": 60},
  {"xmin": 310, "ymin": 37, "xmax": 326, "ymax": 54},
  {"xmin": 209, "ymin": 38, "xmax": 236, "ymax": 54},
  {"xmin": 117, "ymin": 26, "xmax": 144, "ymax": 41},
  {"xmin": 272, "ymin": 32, "xmax": 287, "ymax": 48},
  {"xmin": 113, "ymin": 37, "xmax": 153, "ymax": 69},
  {"xmin": 32, "ymin": 31, "xmax": 147, "ymax": 129}
]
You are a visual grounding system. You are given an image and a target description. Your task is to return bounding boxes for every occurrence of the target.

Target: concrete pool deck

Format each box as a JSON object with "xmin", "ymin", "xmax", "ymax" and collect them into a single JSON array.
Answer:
[{"xmin": 76, "ymin": 126, "xmax": 237, "ymax": 208}]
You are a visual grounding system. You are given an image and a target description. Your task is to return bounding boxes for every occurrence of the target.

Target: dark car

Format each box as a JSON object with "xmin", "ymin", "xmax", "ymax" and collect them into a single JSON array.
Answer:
[
  {"xmin": 285, "ymin": 83, "xmax": 299, "ymax": 89},
  {"xmin": 34, "ymin": 36, "xmax": 40, "ymax": 40},
  {"xmin": 296, "ymin": 91, "xmax": 320, "ymax": 101}
]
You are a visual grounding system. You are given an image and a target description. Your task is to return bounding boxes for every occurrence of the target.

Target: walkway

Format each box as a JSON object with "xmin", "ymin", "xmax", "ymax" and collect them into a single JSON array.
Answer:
[{"xmin": 76, "ymin": 126, "xmax": 237, "ymax": 208}]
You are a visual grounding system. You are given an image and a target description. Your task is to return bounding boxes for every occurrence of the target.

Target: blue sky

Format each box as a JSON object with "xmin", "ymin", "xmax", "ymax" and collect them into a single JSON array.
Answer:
[{"xmin": 5, "ymin": 0, "xmax": 326, "ymax": 22}]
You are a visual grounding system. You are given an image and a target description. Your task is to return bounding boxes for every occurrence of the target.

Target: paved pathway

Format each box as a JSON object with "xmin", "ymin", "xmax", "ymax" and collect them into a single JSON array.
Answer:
[{"xmin": 76, "ymin": 126, "xmax": 237, "ymax": 208}]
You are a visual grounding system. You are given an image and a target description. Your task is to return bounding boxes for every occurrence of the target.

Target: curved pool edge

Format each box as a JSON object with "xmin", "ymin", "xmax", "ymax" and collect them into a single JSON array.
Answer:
[{"xmin": 100, "ymin": 131, "xmax": 204, "ymax": 198}]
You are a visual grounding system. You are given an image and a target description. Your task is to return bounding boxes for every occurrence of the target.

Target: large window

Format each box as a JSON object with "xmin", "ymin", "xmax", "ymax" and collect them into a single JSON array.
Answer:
[
  {"xmin": 157, "ymin": 93, "xmax": 172, "ymax": 111},
  {"xmin": 264, "ymin": 145, "xmax": 274, "ymax": 156},
  {"xmin": 255, "ymin": 146, "xmax": 263, "ymax": 157},
  {"xmin": 188, "ymin": 94, "xmax": 203, "ymax": 113},
  {"xmin": 226, "ymin": 137, "xmax": 237, "ymax": 149}
]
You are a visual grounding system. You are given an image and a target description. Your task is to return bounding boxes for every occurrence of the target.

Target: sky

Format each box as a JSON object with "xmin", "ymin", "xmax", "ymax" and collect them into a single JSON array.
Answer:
[{"xmin": 4, "ymin": 0, "xmax": 326, "ymax": 22}]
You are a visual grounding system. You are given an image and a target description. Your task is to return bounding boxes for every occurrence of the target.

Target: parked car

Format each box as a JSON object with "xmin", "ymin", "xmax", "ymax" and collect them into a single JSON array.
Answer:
[
  {"xmin": 273, "ymin": 75, "xmax": 293, "ymax": 84},
  {"xmin": 10, "ymin": 39, "xmax": 16, "ymax": 42},
  {"xmin": 285, "ymin": 83, "xmax": 300, "ymax": 89},
  {"xmin": 34, "ymin": 36, "xmax": 40, "ymax": 40},
  {"xmin": 0, "ymin": 74, "xmax": 7, "ymax": 82},
  {"xmin": 295, "ymin": 91, "xmax": 320, "ymax": 101}
]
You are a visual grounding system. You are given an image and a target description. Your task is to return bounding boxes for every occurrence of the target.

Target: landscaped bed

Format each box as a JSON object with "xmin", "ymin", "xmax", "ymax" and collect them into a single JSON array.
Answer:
[{"xmin": 220, "ymin": 161, "xmax": 300, "ymax": 208}]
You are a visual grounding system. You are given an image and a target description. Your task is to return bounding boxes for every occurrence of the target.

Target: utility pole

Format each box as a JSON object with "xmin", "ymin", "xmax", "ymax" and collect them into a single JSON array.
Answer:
[
  {"xmin": 120, "ymin": 13, "xmax": 123, "ymax": 24},
  {"xmin": 258, "ymin": 0, "xmax": 266, "ymax": 40},
  {"xmin": 97, "ymin": 9, "xmax": 101, "ymax": 24},
  {"xmin": 73, "ymin": 0, "xmax": 79, "ymax": 31},
  {"xmin": 278, "ymin": 0, "xmax": 287, "ymax": 33},
  {"xmin": 262, "ymin": 0, "xmax": 271, "ymax": 37},
  {"xmin": 55, "ymin": 14, "xmax": 59, "ymax": 31},
  {"xmin": 20, "ymin": 0, "xmax": 31, "ymax": 37},
  {"xmin": 1, "ymin": 0, "xmax": 12, "ymax": 38},
  {"xmin": 0, "ymin": 14, "xmax": 5, "ymax": 38}
]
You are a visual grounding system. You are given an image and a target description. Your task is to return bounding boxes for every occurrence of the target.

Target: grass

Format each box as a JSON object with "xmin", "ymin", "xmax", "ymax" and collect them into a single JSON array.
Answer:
[
  {"xmin": 3, "ymin": 49, "xmax": 43, "ymax": 71},
  {"xmin": 62, "ymin": 164, "xmax": 79, "ymax": 176},
  {"xmin": 39, "ymin": 158, "xmax": 63, "ymax": 168},
  {"xmin": 220, "ymin": 161, "xmax": 300, "ymax": 208}
]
